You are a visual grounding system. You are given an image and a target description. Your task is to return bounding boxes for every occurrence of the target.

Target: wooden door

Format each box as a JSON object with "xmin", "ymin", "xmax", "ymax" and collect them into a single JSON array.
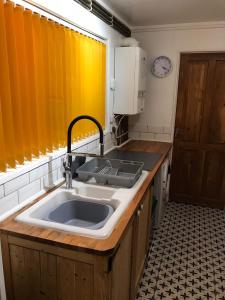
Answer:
[
  {"xmin": 131, "ymin": 188, "xmax": 151, "ymax": 298},
  {"xmin": 170, "ymin": 53, "xmax": 225, "ymax": 208}
]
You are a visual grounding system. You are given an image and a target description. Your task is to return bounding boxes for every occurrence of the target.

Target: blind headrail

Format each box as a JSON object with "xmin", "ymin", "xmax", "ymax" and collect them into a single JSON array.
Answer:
[{"xmin": 10, "ymin": 0, "xmax": 107, "ymax": 42}]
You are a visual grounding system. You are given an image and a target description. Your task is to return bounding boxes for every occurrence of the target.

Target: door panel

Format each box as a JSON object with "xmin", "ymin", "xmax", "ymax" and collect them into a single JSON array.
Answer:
[
  {"xmin": 208, "ymin": 60, "xmax": 225, "ymax": 144},
  {"xmin": 200, "ymin": 151, "xmax": 225, "ymax": 207},
  {"xmin": 170, "ymin": 145, "xmax": 203, "ymax": 202},
  {"xmin": 171, "ymin": 53, "xmax": 225, "ymax": 208},
  {"xmin": 175, "ymin": 56, "xmax": 209, "ymax": 142},
  {"xmin": 183, "ymin": 61, "xmax": 208, "ymax": 142}
]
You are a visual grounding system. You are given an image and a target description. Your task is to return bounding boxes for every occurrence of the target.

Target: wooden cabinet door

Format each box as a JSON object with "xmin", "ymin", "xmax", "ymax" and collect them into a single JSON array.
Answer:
[
  {"xmin": 10, "ymin": 245, "xmax": 42, "ymax": 300},
  {"xmin": 57, "ymin": 258, "xmax": 94, "ymax": 300},
  {"xmin": 111, "ymin": 220, "xmax": 133, "ymax": 300},
  {"xmin": 171, "ymin": 53, "xmax": 225, "ymax": 208},
  {"xmin": 8, "ymin": 244, "xmax": 94, "ymax": 300},
  {"xmin": 131, "ymin": 188, "xmax": 151, "ymax": 298}
]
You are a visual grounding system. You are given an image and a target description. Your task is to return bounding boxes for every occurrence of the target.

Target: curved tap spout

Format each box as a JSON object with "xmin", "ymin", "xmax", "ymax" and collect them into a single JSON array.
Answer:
[
  {"xmin": 67, "ymin": 115, "xmax": 104, "ymax": 157},
  {"xmin": 65, "ymin": 115, "xmax": 104, "ymax": 189}
]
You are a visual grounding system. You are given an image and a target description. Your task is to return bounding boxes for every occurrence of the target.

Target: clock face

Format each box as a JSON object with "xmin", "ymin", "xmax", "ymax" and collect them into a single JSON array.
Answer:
[{"xmin": 151, "ymin": 56, "xmax": 172, "ymax": 78}]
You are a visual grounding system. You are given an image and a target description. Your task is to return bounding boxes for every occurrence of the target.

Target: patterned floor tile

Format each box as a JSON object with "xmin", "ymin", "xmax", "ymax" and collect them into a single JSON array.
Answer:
[{"xmin": 136, "ymin": 201, "xmax": 225, "ymax": 300}]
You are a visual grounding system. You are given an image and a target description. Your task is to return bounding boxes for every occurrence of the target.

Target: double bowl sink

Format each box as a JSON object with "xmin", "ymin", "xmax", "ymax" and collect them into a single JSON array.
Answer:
[{"xmin": 16, "ymin": 168, "xmax": 148, "ymax": 239}]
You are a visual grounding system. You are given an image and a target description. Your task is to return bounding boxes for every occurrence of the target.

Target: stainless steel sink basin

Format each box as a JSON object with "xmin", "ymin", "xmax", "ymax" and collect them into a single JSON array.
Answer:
[{"xmin": 42, "ymin": 199, "xmax": 114, "ymax": 229}]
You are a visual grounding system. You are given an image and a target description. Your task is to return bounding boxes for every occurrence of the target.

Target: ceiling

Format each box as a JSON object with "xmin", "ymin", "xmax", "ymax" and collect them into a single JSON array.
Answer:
[{"xmin": 101, "ymin": 0, "xmax": 225, "ymax": 27}]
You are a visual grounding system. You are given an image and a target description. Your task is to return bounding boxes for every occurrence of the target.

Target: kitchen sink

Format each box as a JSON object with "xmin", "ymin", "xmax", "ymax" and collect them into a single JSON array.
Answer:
[
  {"xmin": 42, "ymin": 199, "xmax": 114, "ymax": 229},
  {"xmin": 16, "ymin": 172, "xmax": 149, "ymax": 239}
]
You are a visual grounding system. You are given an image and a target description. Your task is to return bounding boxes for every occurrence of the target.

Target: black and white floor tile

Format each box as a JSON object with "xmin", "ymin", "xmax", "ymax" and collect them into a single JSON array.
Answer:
[{"xmin": 136, "ymin": 202, "xmax": 225, "ymax": 300}]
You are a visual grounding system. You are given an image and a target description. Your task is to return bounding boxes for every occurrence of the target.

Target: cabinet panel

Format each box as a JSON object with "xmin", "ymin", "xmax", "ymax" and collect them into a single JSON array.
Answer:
[
  {"xmin": 10, "ymin": 245, "xmax": 41, "ymax": 300},
  {"xmin": 131, "ymin": 188, "xmax": 151, "ymax": 298},
  {"xmin": 40, "ymin": 253, "xmax": 57, "ymax": 299},
  {"xmin": 57, "ymin": 257, "xmax": 93, "ymax": 300},
  {"xmin": 9, "ymin": 244, "xmax": 94, "ymax": 300},
  {"xmin": 57, "ymin": 257, "xmax": 76, "ymax": 300},
  {"xmin": 111, "ymin": 222, "xmax": 133, "ymax": 300},
  {"xmin": 74, "ymin": 261, "xmax": 94, "ymax": 300}
]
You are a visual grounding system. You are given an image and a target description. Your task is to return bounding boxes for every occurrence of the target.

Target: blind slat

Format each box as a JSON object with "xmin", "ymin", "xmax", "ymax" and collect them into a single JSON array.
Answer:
[
  {"xmin": 24, "ymin": 9, "xmax": 40, "ymax": 157},
  {"xmin": 4, "ymin": 2, "xmax": 25, "ymax": 164},
  {"xmin": 33, "ymin": 12, "xmax": 47, "ymax": 154},
  {"xmin": 0, "ymin": 1, "xmax": 16, "ymax": 168},
  {"xmin": 0, "ymin": 98, "xmax": 6, "ymax": 172},
  {"xmin": 14, "ymin": 5, "xmax": 33, "ymax": 161}
]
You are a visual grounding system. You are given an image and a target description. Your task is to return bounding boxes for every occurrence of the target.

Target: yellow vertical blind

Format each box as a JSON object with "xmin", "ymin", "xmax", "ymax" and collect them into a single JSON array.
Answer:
[{"xmin": 0, "ymin": 1, "xmax": 106, "ymax": 172}]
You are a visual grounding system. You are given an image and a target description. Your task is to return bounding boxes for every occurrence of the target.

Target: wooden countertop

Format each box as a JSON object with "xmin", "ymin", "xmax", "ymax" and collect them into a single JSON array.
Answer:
[{"xmin": 0, "ymin": 141, "xmax": 172, "ymax": 255}]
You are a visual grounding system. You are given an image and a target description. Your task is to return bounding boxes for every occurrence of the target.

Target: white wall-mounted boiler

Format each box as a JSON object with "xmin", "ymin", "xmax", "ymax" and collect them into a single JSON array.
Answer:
[{"xmin": 113, "ymin": 47, "xmax": 147, "ymax": 115}]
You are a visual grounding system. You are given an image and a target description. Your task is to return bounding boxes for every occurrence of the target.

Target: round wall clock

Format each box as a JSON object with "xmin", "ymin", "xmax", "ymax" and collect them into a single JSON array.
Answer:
[{"xmin": 151, "ymin": 56, "xmax": 173, "ymax": 78}]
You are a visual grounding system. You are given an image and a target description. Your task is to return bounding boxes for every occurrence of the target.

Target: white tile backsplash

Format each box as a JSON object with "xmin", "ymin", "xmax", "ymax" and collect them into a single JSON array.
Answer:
[
  {"xmin": 78, "ymin": 145, "xmax": 88, "ymax": 153},
  {"xmin": 43, "ymin": 170, "xmax": 58, "ymax": 189},
  {"xmin": 57, "ymin": 167, "xmax": 64, "ymax": 180},
  {"xmin": 129, "ymin": 117, "xmax": 172, "ymax": 143},
  {"xmin": 0, "ymin": 185, "xmax": 4, "ymax": 199},
  {"xmin": 18, "ymin": 179, "xmax": 41, "ymax": 203},
  {"xmin": 87, "ymin": 140, "xmax": 97, "ymax": 152},
  {"xmin": 140, "ymin": 132, "xmax": 155, "ymax": 140},
  {"xmin": 48, "ymin": 157, "xmax": 62, "ymax": 172},
  {"xmin": 104, "ymin": 133, "xmax": 112, "ymax": 144},
  {"xmin": 0, "ymin": 192, "xmax": 19, "ymax": 215},
  {"xmin": 4, "ymin": 173, "xmax": 29, "ymax": 196},
  {"xmin": 154, "ymin": 133, "xmax": 171, "ymax": 142},
  {"xmin": 163, "ymin": 126, "xmax": 171, "ymax": 134},
  {"xmin": 129, "ymin": 131, "xmax": 141, "ymax": 139},
  {"xmin": 29, "ymin": 164, "xmax": 49, "ymax": 182},
  {"xmin": 0, "ymin": 133, "xmax": 114, "ymax": 219},
  {"xmin": 139, "ymin": 132, "xmax": 171, "ymax": 142}
]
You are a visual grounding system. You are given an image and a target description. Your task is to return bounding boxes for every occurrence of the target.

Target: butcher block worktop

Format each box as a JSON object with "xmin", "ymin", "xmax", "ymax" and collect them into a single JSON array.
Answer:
[{"xmin": 0, "ymin": 141, "xmax": 171, "ymax": 254}]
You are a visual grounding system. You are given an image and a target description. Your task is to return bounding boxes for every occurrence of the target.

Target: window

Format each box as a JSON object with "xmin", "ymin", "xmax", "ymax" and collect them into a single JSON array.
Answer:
[{"xmin": 0, "ymin": 1, "xmax": 106, "ymax": 172}]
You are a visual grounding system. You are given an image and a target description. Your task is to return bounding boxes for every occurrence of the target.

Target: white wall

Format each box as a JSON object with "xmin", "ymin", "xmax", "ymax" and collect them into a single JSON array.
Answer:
[{"xmin": 130, "ymin": 22, "xmax": 225, "ymax": 142}]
